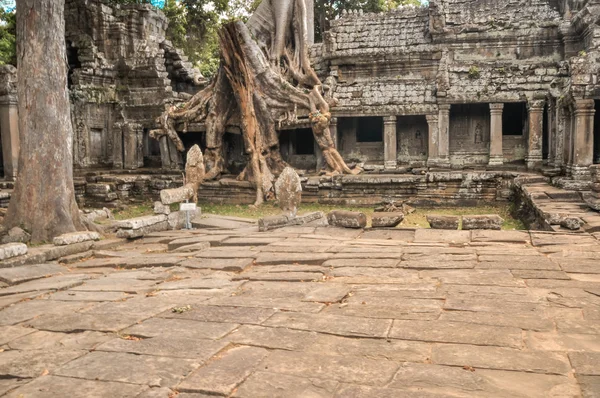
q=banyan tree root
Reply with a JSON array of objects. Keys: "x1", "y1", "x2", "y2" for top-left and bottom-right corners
[{"x1": 151, "y1": 0, "x2": 360, "y2": 205}]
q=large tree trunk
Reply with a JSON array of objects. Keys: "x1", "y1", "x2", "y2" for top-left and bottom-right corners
[
  {"x1": 151, "y1": 0, "x2": 360, "y2": 206},
  {"x1": 4, "y1": 0, "x2": 83, "y2": 243}
]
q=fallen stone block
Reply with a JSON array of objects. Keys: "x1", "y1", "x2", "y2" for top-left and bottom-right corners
[
  {"x1": 1, "y1": 227, "x2": 31, "y2": 244},
  {"x1": 116, "y1": 221, "x2": 169, "y2": 239},
  {"x1": 462, "y1": 215, "x2": 504, "y2": 231},
  {"x1": 153, "y1": 201, "x2": 171, "y2": 215},
  {"x1": 45, "y1": 241, "x2": 95, "y2": 261},
  {"x1": 259, "y1": 215, "x2": 290, "y2": 232},
  {"x1": 167, "y1": 209, "x2": 200, "y2": 230},
  {"x1": 560, "y1": 216, "x2": 584, "y2": 231},
  {"x1": 160, "y1": 185, "x2": 195, "y2": 205},
  {"x1": 53, "y1": 231, "x2": 100, "y2": 246},
  {"x1": 117, "y1": 215, "x2": 167, "y2": 230},
  {"x1": 327, "y1": 210, "x2": 367, "y2": 229},
  {"x1": 372, "y1": 212, "x2": 404, "y2": 228},
  {"x1": 0, "y1": 242, "x2": 28, "y2": 261},
  {"x1": 427, "y1": 215, "x2": 459, "y2": 230}
]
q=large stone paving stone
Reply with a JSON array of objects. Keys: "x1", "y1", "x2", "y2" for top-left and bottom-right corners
[
  {"x1": 444, "y1": 298, "x2": 543, "y2": 314},
  {"x1": 323, "y1": 302, "x2": 440, "y2": 321},
  {"x1": 234, "y1": 271, "x2": 325, "y2": 282},
  {"x1": 260, "y1": 351, "x2": 399, "y2": 386},
  {"x1": 123, "y1": 318, "x2": 237, "y2": 340},
  {"x1": 259, "y1": 244, "x2": 334, "y2": 253},
  {"x1": 233, "y1": 371, "x2": 338, "y2": 398},
  {"x1": 0, "y1": 300, "x2": 92, "y2": 326},
  {"x1": 432, "y1": 344, "x2": 572, "y2": 375},
  {"x1": 557, "y1": 319, "x2": 600, "y2": 335},
  {"x1": 389, "y1": 320, "x2": 523, "y2": 348},
  {"x1": 577, "y1": 375, "x2": 600, "y2": 398},
  {"x1": 208, "y1": 295, "x2": 324, "y2": 313},
  {"x1": 400, "y1": 259, "x2": 476, "y2": 270},
  {"x1": 0, "y1": 379, "x2": 27, "y2": 396},
  {"x1": 263, "y1": 312, "x2": 391, "y2": 338},
  {"x1": 0, "y1": 263, "x2": 68, "y2": 285},
  {"x1": 421, "y1": 269, "x2": 525, "y2": 287},
  {"x1": 414, "y1": 229, "x2": 471, "y2": 244},
  {"x1": 179, "y1": 257, "x2": 254, "y2": 272},
  {"x1": 531, "y1": 233, "x2": 598, "y2": 247},
  {"x1": 4, "y1": 376, "x2": 146, "y2": 398},
  {"x1": 97, "y1": 336, "x2": 228, "y2": 360},
  {"x1": 306, "y1": 333, "x2": 430, "y2": 363},
  {"x1": 120, "y1": 255, "x2": 186, "y2": 269},
  {"x1": 8, "y1": 330, "x2": 112, "y2": 350},
  {"x1": 195, "y1": 248, "x2": 258, "y2": 259},
  {"x1": 570, "y1": 352, "x2": 600, "y2": 376},
  {"x1": 254, "y1": 252, "x2": 332, "y2": 265},
  {"x1": 323, "y1": 259, "x2": 400, "y2": 268},
  {"x1": 0, "y1": 274, "x2": 89, "y2": 297},
  {"x1": 69, "y1": 277, "x2": 161, "y2": 293},
  {"x1": 471, "y1": 230, "x2": 531, "y2": 244},
  {"x1": 345, "y1": 294, "x2": 443, "y2": 310},
  {"x1": 44, "y1": 290, "x2": 133, "y2": 302},
  {"x1": 359, "y1": 229, "x2": 415, "y2": 241},
  {"x1": 178, "y1": 346, "x2": 268, "y2": 396},
  {"x1": 477, "y1": 256, "x2": 560, "y2": 271},
  {"x1": 225, "y1": 325, "x2": 318, "y2": 350},
  {"x1": 55, "y1": 351, "x2": 199, "y2": 387},
  {"x1": 403, "y1": 253, "x2": 477, "y2": 262},
  {"x1": 158, "y1": 277, "x2": 242, "y2": 291},
  {"x1": 220, "y1": 237, "x2": 283, "y2": 246},
  {"x1": 525, "y1": 331, "x2": 600, "y2": 352},
  {"x1": 0, "y1": 349, "x2": 86, "y2": 378},
  {"x1": 29, "y1": 312, "x2": 143, "y2": 333},
  {"x1": 557, "y1": 258, "x2": 600, "y2": 274},
  {"x1": 387, "y1": 363, "x2": 579, "y2": 398},
  {"x1": 333, "y1": 384, "x2": 449, "y2": 398},
  {"x1": 439, "y1": 310, "x2": 554, "y2": 332},
  {"x1": 302, "y1": 284, "x2": 350, "y2": 303},
  {"x1": 82, "y1": 296, "x2": 185, "y2": 318},
  {"x1": 158, "y1": 305, "x2": 275, "y2": 324},
  {"x1": 512, "y1": 270, "x2": 571, "y2": 280},
  {"x1": 0, "y1": 325, "x2": 36, "y2": 345}
]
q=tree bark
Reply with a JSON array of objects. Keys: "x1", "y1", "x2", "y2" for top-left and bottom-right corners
[{"x1": 3, "y1": 0, "x2": 83, "y2": 243}]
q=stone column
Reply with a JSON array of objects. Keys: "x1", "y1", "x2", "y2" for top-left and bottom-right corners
[
  {"x1": 488, "y1": 103, "x2": 504, "y2": 166},
  {"x1": 0, "y1": 95, "x2": 19, "y2": 181},
  {"x1": 437, "y1": 104, "x2": 451, "y2": 167},
  {"x1": 329, "y1": 117, "x2": 338, "y2": 149},
  {"x1": 547, "y1": 101, "x2": 557, "y2": 167},
  {"x1": 572, "y1": 99, "x2": 596, "y2": 180},
  {"x1": 526, "y1": 99, "x2": 545, "y2": 170},
  {"x1": 426, "y1": 114, "x2": 439, "y2": 166},
  {"x1": 384, "y1": 115, "x2": 397, "y2": 169}
]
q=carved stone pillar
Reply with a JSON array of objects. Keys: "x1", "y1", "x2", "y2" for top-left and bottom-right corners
[
  {"x1": 572, "y1": 99, "x2": 596, "y2": 180},
  {"x1": 547, "y1": 100, "x2": 557, "y2": 167},
  {"x1": 488, "y1": 103, "x2": 504, "y2": 166},
  {"x1": 437, "y1": 104, "x2": 451, "y2": 167},
  {"x1": 526, "y1": 99, "x2": 545, "y2": 170},
  {"x1": 563, "y1": 107, "x2": 574, "y2": 173},
  {"x1": 426, "y1": 114, "x2": 439, "y2": 166},
  {"x1": 329, "y1": 117, "x2": 338, "y2": 149},
  {"x1": 384, "y1": 115, "x2": 397, "y2": 169},
  {"x1": 0, "y1": 95, "x2": 19, "y2": 181}
]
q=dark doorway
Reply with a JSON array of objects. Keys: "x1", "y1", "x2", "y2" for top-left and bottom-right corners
[
  {"x1": 279, "y1": 128, "x2": 317, "y2": 170},
  {"x1": 503, "y1": 103, "x2": 527, "y2": 136},
  {"x1": 356, "y1": 117, "x2": 383, "y2": 143},
  {"x1": 143, "y1": 128, "x2": 162, "y2": 168},
  {"x1": 66, "y1": 41, "x2": 81, "y2": 89},
  {"x1": 543, "y1": 103, "x2": 549, "y2": 161}
]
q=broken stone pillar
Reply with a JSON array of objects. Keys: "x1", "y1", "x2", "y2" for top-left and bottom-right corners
[
  {"x1": 185, "y1": 144, "x2": 205, "y2": 202},
  {"x1": 275, "y1": 167, "x2": 302, "y2": 217},
  {"x1": 488, "y1": 103, "x2": 504, "y2": 167},
  {"x1": 0, "y1": 65, "x2": 19, "y2": 181},
  {"x1": 306, "y1": 0, "x2": 315, "y2": 45},
  {"x1": 571, "y1": 99, "x2": 595, "y2": 180},
  {"x1": 526, "y1": 99, "x2": 545, "y2": 170},
  {"x1": 426, "y1": 114, "x2": 439, "y2": 166},
  {"x1": 437, "y1": 104, "x2": 451, "y2": 168},
  {"x1": 384, "y1": 115, "x2": 397, "y2": 169}
]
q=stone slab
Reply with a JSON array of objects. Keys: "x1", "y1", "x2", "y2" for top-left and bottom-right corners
[
  {"x1": 0, "y1": 263, "x2": 67, "y2": 285},
  {"x1": 0, "y1": 349, "x2": 85, "y2": 378},
  {"x1": 0, "y1": 274, "x2": 89, "y2": 297},
  {"x1": 117, "y1": 214, "x2": 168, "y2": 230},
  {"x1": 122, "y1": 317, "x2": 237, "y2": 340},
  {"x1": 263, "y1": 312, "x2": 391, "y2": 338},
  {"x1": 0, "y1": 299, "x2": 91, "y2": 326},
  {"x1": 159, "y1": 305, "x2": 275, "y2": 324},
  {"x1": 302, "y1": 284, "x2": 351, "y2": 303},
  {"x1": 8, "y1": 330, "x2": 112, "y2": 351},
  {"x1": 178, "y1": 346, "x2": 268, "y2": 395},
  {"x1": 414, "y1": 229, "x2": 471, "y2": 243},
  {"x1": 4, "y1": 376, "x2": 145, "y2": 398},
  {"x1": 260, "y1": 351, "x2": 399, "y2": 386},
  {"x1": 180, "y1": 258, "x2": 254, "y2": 272},
  {"x1": 462, "y1": 214, "x2": 503, "y2": 230},
  {"x1": 471, "y1": 230, "x2": 530, "y2": 243},
  {"x1": 53, "y1": 231, "x2": 100, "y2": 246},
  {"x1": 97, "y1": 336, "x2": 228, "y2": 360},
  {"x1": 389, "y1": 320, "x2": 523, "y2": 348},
  {"x1": 225, "y1": 325, "x2": 318, "y2": 351},
  {"x1": 55, "y1": 351, "x2": 198, "y2": 387},
  {"x1": 570, "y1": 352, "x2": 600, "y2": 376},
  {"x1": 29, "y1": 312, "x2": 143, "y2": 333},
  {"x1": 0, "y1": 242, "x2": 27, "y2": 260},
  {"x1": 254, "y1": 253, "x2": 331, "y2": 265},
  {"x1": 432, "y1": 344, "x2": 571, "y2": 375},
  {"x1": 234, "y1": 371, "x2": 338, "y2": 398},
  {"x1": 117, "y1": 221, "x2": 169, "y2": 239},
  {"x1": 0, "y1": 325, "x2": 36, "y2": 345}
]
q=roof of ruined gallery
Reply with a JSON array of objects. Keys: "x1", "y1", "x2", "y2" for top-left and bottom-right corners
[{"x1": 324, "y1": 0, "x2": 563, "y2": 60}]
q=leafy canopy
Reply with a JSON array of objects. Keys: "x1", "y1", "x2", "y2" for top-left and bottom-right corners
[{"x1": 0, "y1": 7, "x2": 16, "y2": 66}]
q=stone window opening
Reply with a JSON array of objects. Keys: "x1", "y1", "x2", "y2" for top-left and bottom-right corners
[
  {"x1": 356, "y1": 117, "x2": 383, "y2": 143},
  {"x1": 502, "y1": 103, "x2": 527, "y2": 136},
  {"x1": 293, "y1": 128, "x2": 316, "y2": 155},
  {"x1": 66, "y1": 41, "x2": 81, "y2": 89}
]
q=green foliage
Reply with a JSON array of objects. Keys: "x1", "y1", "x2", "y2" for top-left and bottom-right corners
[
  {"x1": 468, "y1": 66, "x2": 481, "y2": 79},
  {"x1": 0, "y1": 7, "x2": 16, "y2": 66}
]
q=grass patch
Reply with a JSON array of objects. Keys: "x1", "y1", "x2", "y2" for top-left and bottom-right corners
[{"x1": 112, "y1": 204, "x2": 154, "y2": 220}]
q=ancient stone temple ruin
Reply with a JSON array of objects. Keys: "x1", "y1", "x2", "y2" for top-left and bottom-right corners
[{"x1": 2, "y1": 0, "x2": 600, "y2": 204}]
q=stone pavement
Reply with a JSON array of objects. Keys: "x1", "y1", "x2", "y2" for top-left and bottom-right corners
[{"x1": 1, "y1": 223, "x2": 600, "y2": 397}]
